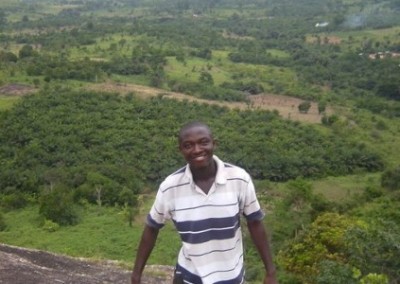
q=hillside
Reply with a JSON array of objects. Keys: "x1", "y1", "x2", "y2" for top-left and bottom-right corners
[{"x1": 1, "y1": 0, "x2": 400, "y2": 283}]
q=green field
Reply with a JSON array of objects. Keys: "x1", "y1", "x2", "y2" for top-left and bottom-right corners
[
  {"x1": 0, "y1": 204, "x2": 180, "y2": 266},
  {"x1": 0, "y1": 96, "x2": 21, "y2": 110}
]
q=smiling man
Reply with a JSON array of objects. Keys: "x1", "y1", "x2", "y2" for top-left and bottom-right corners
[{"x1": 131, "y1": 121, "x2": 277, "y2": 284}]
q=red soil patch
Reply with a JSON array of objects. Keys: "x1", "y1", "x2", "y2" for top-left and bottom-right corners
[
  {"x1": 0, "y1": 84, "x2": 36, "y2": 96},
  {"x1": 307, "y1": 35, "x2": 342, "y2": 45}
]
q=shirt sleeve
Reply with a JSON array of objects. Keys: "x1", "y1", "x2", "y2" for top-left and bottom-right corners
[
  {"x1": 146, "y1": 187, "x2": 172, "y2": 229},
  {"x1": 241, "y1": 178, "x2": 265, "y2": 221}
]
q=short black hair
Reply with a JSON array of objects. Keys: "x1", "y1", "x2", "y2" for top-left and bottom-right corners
[{"x1": 178, "y1": 121, "x2": 213, "y2": 143}]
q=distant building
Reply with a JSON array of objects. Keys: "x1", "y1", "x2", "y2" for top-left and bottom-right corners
[{"x1": 315, "y1": 22, "x2": 329, "y2": 28}]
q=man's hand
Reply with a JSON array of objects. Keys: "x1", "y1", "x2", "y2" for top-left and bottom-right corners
[
  {"x1": 131, "y1": 272, "x2": 141, "y2": 284},
  {"x1": 264, "y1": 271, "x2": 278, "y2": 284},
  {"x1": 131, "y1": 225, "x2": 160, "y2": 284}
]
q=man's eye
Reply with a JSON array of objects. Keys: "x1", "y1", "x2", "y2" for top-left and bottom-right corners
[{"x1": 184, "y1": 144, "x2": 192, "y2": 149}]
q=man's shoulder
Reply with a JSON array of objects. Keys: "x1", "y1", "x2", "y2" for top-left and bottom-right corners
[
  {"x1": 158, "y1": 165, "x2": 189, "y2": 192},
  {"x1": 218, "y1": 158, "x2": 251, "y2": 181}
]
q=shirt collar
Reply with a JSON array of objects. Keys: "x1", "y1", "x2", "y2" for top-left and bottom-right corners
[{"x1": 184, "y1": 155, "x2": 227, "y2": 185}]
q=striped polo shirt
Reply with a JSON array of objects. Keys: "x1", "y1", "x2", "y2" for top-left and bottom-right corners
[{"x1": 147, "y1": 155, "x2": 265, "y2": 284}]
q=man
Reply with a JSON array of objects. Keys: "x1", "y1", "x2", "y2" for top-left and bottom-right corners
[{"x1": 131, "y1": 121, "x2": 277, "y2": 284}]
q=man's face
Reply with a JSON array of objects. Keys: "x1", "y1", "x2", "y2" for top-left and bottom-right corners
[{"x1": 179, "y1": 125, "x2": 215, "y2": 170}]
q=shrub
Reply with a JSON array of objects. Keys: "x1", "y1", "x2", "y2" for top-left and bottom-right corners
[
  {"x1": 0, "y1": 212, "x2": 7, "y2": 231},
  {"x1": 381, "y1": 166, "x2": 400, "y2": 191},
  {"x1": 360, "y1": 273, "x2": 389, "y2": 284},
  {"x1": 298, "y1": 101, "x2": 311, "y2": 113},
  {"x1": 39, "y1": 186, "x2": 80, "y2": 226},
  {"x1": 0, "y1": 192, "x2": 31, "y2": 210},
  {"x1": 42, "y1": 219, "x2": 60, "y2": 232}
]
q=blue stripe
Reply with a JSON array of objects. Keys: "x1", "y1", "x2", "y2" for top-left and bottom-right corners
[
  {"x1": 178, "y1": 219, "x2": 240, "y2": 244},
  {"x1": 146, "y1": 214, "x2": 165, "y2": 229},
  {"x1": 224, "y1": 163, "x2": 234, "y2": 168},
  {"x1": 175, "y1": 213, "x2": 240, "y2": 232},
  {"x1": 176, "y1": 263, "x2": 202, "y2": 284},
  {"x1": 161, "y1": 181, "x2": 190, "y2": 193},
  {"x1": 244, "y1": 209, "x2": 264, "y2": 221}
]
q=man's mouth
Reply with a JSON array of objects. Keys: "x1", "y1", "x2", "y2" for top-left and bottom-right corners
[{"x1": 192, "y1": 155, "x2": 207, "y2": 162}]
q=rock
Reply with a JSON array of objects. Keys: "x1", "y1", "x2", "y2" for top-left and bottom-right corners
[{"x1": 0, "y1": 244, "x2": 173, "y2": 284}]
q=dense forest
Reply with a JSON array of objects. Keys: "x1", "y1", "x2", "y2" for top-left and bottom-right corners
[{"x1": 1, "y1": 0, "x2": 400, "y2": 283}]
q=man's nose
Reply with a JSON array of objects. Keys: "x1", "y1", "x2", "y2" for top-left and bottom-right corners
[{"x1": 193, "y1": 143, "x2": 202, "y2": 153}]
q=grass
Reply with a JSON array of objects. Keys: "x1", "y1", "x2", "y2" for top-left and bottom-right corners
[
  {"x1": 266, "y1": 49, "x2": 291, "y2": 58},
  {"x1": 312, "y1": 173, "x2": 380, "y2": 201},
  {"x1": 165, "y1": 56, "x2": 232, "y2": 85},
  {"x1": 0, "y1": 204, "x2": 180, "y2": 266},
  {"x1": 0, "y1": 96, "x2": 21, "y2": 111}
]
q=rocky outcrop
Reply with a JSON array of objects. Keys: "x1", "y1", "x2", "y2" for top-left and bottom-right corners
[{"x1": 0, "y1": 244, "x2": 173, "y2": 284}]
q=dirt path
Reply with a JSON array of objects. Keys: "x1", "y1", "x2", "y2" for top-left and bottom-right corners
[
  {"x1": 0, "y1": 243, "x2": 172, "y2": 284},
  {"x1": 0, "y1": 84, "x2": 36, "y2": 96},
  {"x1": 87, "y1": 82, "x2": 328, "y2": 124}
]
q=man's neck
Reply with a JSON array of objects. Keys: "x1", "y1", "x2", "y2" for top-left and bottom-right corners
[{"x1": 191, "y1": 160, "x2": 217, "y2": 182}]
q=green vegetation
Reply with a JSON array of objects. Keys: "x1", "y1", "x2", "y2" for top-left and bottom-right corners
[
  {"x1": 0, "y1": 96, "x2": 20, "y2": 110},
  {"x1": 1, "y1": 0, "x2": 400, "y2": 283},
  {"x1": 0, "y1": 204, "x2": 180, "y2": 264}
]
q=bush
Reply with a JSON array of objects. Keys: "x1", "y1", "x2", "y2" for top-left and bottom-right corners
[
  {"x1": 321, "y1": 114, "x2": 339, "y2": 125},
  {"x1": 316, "y1": 260, "x2": 358, "y2": 284},
  {"x1": 42, "y1": 219, "x2": 60, "y2": 232},
  {"x1": 0, "y1": 192, "x2": 31, "y2": 210},
  {"x1": 381, "y1": 166, "x2": 400, "y2": 191},
  {"x1": 298, "y1": 101, "x2": 311, "y2": 113},
  {"x1": 39, "y1": 186, "x2": 80, "y2": 226},
  {"x1": 360, "y1": 273, "x2": 389, "y2": 284},
  {"x1": 0, "y1": 212, "x2": 7, "y2": 231}
]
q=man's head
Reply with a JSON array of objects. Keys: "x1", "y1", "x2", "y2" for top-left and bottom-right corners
[{"x1": 178, "y1": 121, "x2": 216, "y2": 171}]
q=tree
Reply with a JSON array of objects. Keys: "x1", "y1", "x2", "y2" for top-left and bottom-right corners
[
  {"x1": 199, "y1": 71, "x2": 214, "y2": 85},
  {"x1": 321, "y1": 114, "x2": 339, "y2": 125},
  {"x1": 39, "y1": 185, "x2": 79, "y2": 226},
  {"x1": 277, "y1": 212, "x2": 363, "y2": 283},
  {"x1": 0, "y1": 9, "x2": 7, "y2": 29},
  {"x1": 381, "y1": 165, "x2": 400, "y2": 190},
  {"x1": 18, "y1": 45, "x2": 37, "y2": 59},
  {"x1": 285, "y1": 178, "x2": 313, "y2": 212},
  {"x1": 345, "y1": 220, "x2": 400, "y2": 282},
  {"x1": 0, "y1": 212, "x2": 6, "y2": 231},
  {"x1": 0, "y1": 51, "x2": 18, "y2": 62},
  {"x1": 298, "y1": 101, "x2": 311, "y2": 113},
  {"x1": 318, "y1": 101, "x2": 327, "y2": 114}
]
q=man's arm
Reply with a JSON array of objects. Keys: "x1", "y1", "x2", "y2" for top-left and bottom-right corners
[
  {"x1": 131, "y1": 224, "x2": 160, "y2": 284},
  {"x1": 247, "y1": 219, "x2": 278, "y2": 284}
]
